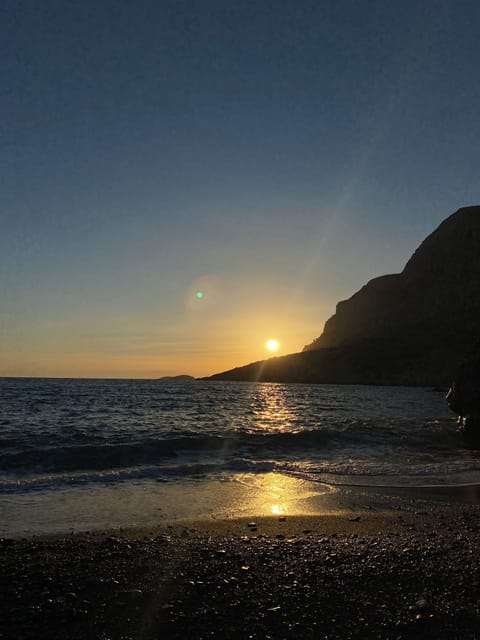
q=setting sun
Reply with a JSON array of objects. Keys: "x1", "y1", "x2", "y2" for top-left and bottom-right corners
[{"x1": 265, "y1": 339, "x2": 280, "y2": 352}]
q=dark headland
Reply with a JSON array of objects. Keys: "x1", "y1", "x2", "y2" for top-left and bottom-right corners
[
  {"x1": 204, "y1": 206, "x2": 480, "y2": 386},
  {"x1": 155, "y1": 375, "x2": 195, "y2": 382}
]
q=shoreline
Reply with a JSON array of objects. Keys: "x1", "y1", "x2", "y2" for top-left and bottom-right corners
[
  {"x1": 22, "y1": 480, "x2": 480, "y2": 542},
  {"x1": 24, "y1": 480, "x2": 480, "y2": 541},
  {"x1": 29, "y1": 504, "x2": 479, "y2": 542},
  {"x1": 5, "y1": 474, "x2": 480, "y2": 540}
]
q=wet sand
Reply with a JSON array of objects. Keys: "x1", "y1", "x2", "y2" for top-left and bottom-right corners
[{"x1": 3, "y1": 488, "x2": 480, "y2": 639}]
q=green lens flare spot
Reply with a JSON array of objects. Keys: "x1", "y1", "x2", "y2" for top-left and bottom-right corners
[{"x1": 196, "y1": 291, "x2": 204, "y2": 299}]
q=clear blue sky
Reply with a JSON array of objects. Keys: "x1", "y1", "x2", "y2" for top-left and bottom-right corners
[{"x1": 1, "y1": 0, "x2": 479, "y2": 377}]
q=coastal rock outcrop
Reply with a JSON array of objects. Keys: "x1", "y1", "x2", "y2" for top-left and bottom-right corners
[
  {"x1": 206, "y1": 206, "x2": 480, "y2": 386},
  {"x1": 304, "y1": 205, "x2": 480, "y2": 355}
]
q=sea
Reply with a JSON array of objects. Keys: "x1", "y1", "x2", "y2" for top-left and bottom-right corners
[{"x1": 1, "y1": 377, "x2": 480, "y2": 536}]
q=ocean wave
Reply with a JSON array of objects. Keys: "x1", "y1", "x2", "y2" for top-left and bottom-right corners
[
  {"x1": 0, "y1": 416, "x2": 462, "y2": 477},
  {"x1": 3, "y1": 455, "x2": 480, "y2": 495},
  {"x1": 0, "y1": 457, "x2": 280, "y2": 494},
  {"x1": 0, "y1": 430, "x2": 335, "y2": 473},
  {"x1": 1, "y1": 378, "x2": 473, "y2": 496}
]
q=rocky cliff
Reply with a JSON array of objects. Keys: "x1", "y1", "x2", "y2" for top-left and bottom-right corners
[
  {"x1": 304, "y1": 205, "x2": 480, "y2": 355},
  {"x1": 206, "y1": 206, "x2": 480, "y2": 386}
]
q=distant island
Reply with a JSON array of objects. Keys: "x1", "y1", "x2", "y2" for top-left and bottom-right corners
[
  {"x1": 155, "y1": 375, "x2": 196, "y2": 382},
  {"x1": 204, "y1": 205, "x2": 480, "y2": 386}
]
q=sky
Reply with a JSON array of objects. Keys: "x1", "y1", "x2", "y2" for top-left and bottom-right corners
[{"x1": 1, "y1": 0, "x2": 480, "y2": 379}]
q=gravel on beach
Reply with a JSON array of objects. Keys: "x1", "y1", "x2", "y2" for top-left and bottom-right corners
[{"x1": 3, "y1": 508, "x2": 480, "y2": 640}]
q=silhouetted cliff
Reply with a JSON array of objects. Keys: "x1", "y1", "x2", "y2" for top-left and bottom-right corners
[
  {"x1": 206, "y1": 206, "x2": 480, "y2": 386},
  {"x1": 305, "y1": 205, "x2": 480, "y2": 354}
]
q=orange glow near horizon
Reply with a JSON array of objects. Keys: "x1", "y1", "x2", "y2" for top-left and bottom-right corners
[{"x1": 0, "y1": 299, "x2": 327, "y2": 379}]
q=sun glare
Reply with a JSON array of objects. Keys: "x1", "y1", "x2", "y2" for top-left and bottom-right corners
[{"x1": 265, "y1": 339, "x2": 280, "y2": 352}]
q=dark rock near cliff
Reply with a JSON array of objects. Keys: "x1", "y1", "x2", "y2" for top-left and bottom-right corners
[{"x1": 206, "y1": 206, "x2": 480, "y2": 386}]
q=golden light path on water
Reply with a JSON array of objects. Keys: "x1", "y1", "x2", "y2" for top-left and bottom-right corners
[
  {"x1": 229, "y1": 473, "x2": 337, "y2": 517},
  {"x1": 211, "y1": 383, "x2": 338, "y2": 519},
  {"x1": 247, "y1": 382, "x2": 298, "y2": 432}
]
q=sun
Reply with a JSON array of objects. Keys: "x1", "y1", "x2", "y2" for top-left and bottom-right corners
[{"x1": 265, "y1": 339, "x2": 280, "y2": 352}]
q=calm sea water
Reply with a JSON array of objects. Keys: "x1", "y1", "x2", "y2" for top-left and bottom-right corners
[{"x1": 1, "y1": 378, "x2": 480, "y2": 535}]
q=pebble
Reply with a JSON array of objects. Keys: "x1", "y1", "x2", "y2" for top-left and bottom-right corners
[
  {"x1": 414, "y1": 597, "x2": 430, "y2": 611},
  {"x1": 4, "y1": 505, "x2": 480, "y2": 640}
]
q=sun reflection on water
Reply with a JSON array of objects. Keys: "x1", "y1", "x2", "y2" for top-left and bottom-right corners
[
  {"x1": 232, "y1": 472, "x2": 335, "y2": 517},
  {"x1": 249, "y1": 384, "x2": 297, "y2": 432}
]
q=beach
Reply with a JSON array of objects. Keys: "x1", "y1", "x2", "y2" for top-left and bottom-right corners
[
  {"x1": 4, "y1": 1, "x2": 480, "y2": 636},
  {"x1": 4, "y1": 487, "x2": 480, "y2": 639},
  {"x1": 3, "y1": 379, "x2": 480, "y2": 637}
]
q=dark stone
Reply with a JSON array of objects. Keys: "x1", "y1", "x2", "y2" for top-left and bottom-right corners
[{"x1": 447, "y1": 341, "x2": 480, "y2": 447}]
